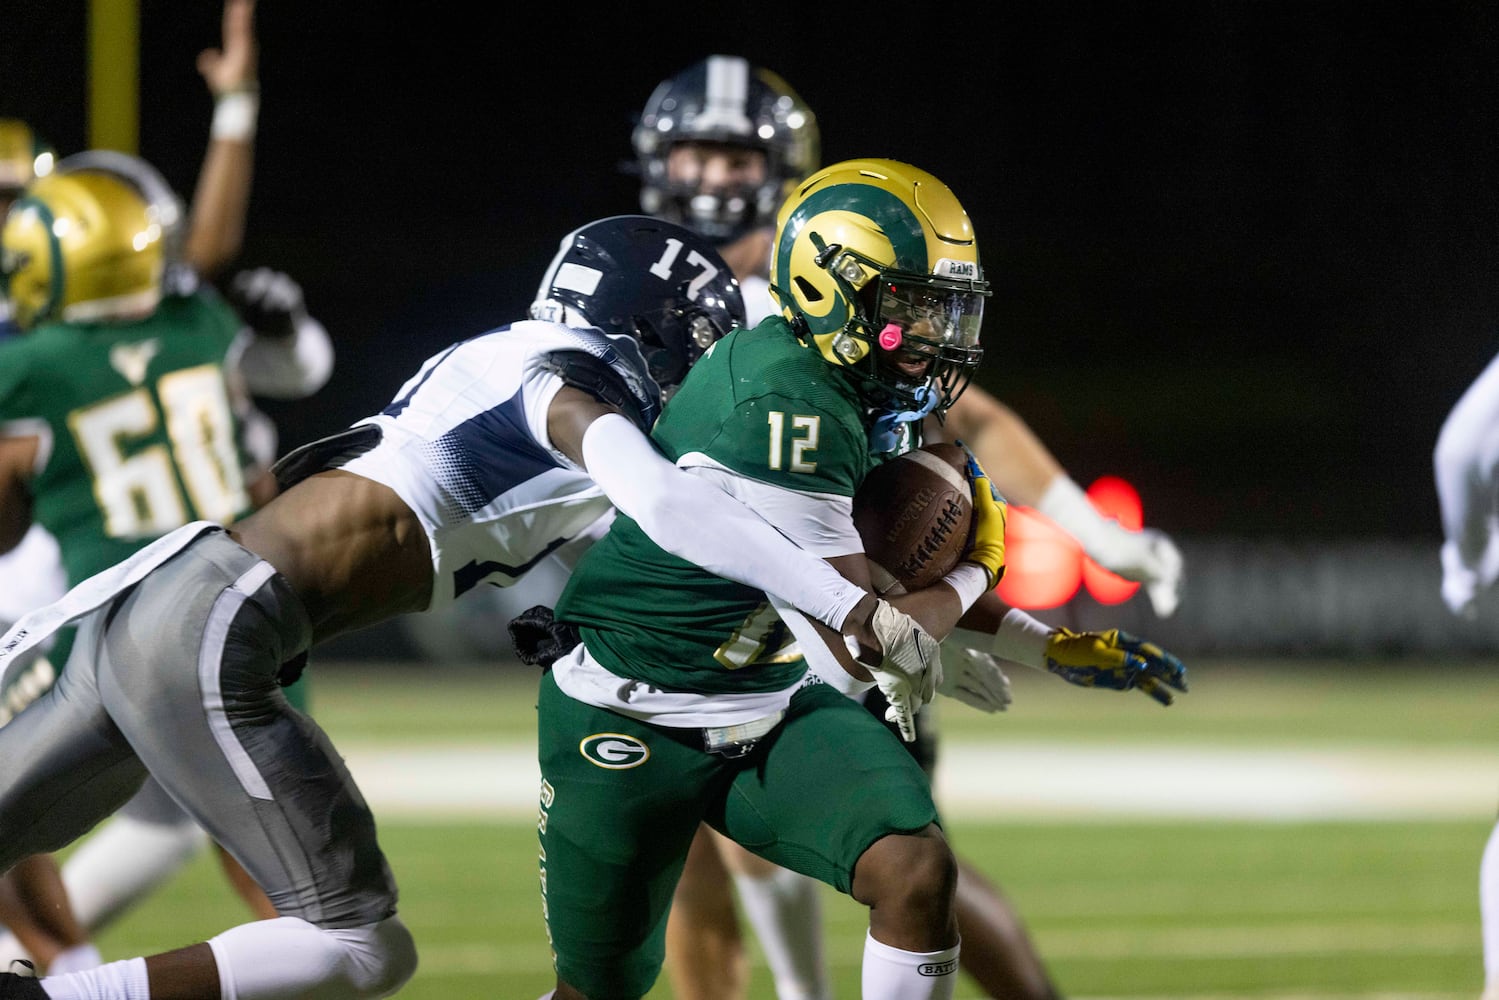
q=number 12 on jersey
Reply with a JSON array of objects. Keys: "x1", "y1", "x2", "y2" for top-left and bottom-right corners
[{"x1": 766, "y1": 411, "x2": 819, "y2": 473}]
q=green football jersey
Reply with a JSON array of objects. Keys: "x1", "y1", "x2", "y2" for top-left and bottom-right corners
[
  {"x1": 0, "y1": 291, "x2": 253, "y2": 589},
  {"x1": 556, "y1": 316, "x2": 879, "y2": 695}
]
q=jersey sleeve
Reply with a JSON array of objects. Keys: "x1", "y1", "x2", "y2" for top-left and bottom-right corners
[
  {"x1": 653, "y1": 321, "x2": 875, "y2": 500},
  {"x1": 676, "y1": 389, "x2": 869, "y2": 499}
]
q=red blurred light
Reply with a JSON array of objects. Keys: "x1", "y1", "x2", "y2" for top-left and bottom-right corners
[
  {"x1": 1081, "y1": 476, "x2": 1143, "y2": 605},
  {"x1": 996, "y1": 505, "x2": 1083, "y2": 609}
]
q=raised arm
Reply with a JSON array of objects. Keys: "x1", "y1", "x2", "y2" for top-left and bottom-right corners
[{"x1": 182, "y1": 0, "x2": 259, "y2": 278}]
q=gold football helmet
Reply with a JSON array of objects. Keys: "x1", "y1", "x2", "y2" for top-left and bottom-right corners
[
  {"x1": 1, "y1": 170, "x2": 165, "y2": 329},
  {"x1": 0, "y1": 119, "x2": 55, "y2": 196},
  {"x1": 769, "y1": 158, "x2": 988, "y2": 414},
  {"x1": 57, "y1": 149, "x2": 186, "y2": 262}
]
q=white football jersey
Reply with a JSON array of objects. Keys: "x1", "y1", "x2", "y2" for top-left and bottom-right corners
[{"x1": 310, "y1": 320, "x2": 660, "y2": 611}]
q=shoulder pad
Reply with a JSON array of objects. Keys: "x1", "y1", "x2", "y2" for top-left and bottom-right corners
[
  {"x1": 538, "y1": 349, "x2": 659, "y2": 433},
  {"x1": 271, "y1": 424, "x2": 382, "y2": 492}
]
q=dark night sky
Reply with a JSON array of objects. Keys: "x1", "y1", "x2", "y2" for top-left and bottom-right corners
[{"x1": 4, "y1": 2, "x2": 1499, "y2": 540}]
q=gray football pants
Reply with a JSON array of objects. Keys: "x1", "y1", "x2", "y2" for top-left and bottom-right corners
[{"x1": 0, "y1": 530, "x2": 399, "y2": 928}]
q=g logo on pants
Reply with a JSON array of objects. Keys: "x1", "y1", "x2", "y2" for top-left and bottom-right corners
[{"x1": 579, "y1": 733, "x2": 651, "y2": 770}]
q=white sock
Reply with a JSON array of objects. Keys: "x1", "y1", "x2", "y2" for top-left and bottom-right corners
[
  {"x1": 62, "y1": 816, "x2": 208, "y2": 933},
  {"x1": 0, "y1": 930, "x2": 33, "y2": 966},
  {"x1": 43, "y1": 944, "x2": 102, "y2": 976},
  {"x1": 1482, "y1": 820, "x2": 1499, "y2": 994},
  {"x1": 733, "y1": 868, "x2": 830, "y2": 1000},
  {"x1": 29, "y1": 956, "x2": 149, "y2": 1000},
  {"x1": 0, "y1": 922, "x2": 106, "y2": 972},
  {"x1": 861, "y1": 931, "x2": 959, "y2": 1000}
]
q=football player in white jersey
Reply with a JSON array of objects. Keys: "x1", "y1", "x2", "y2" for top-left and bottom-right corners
[
  {"x1": 0, "y1": 214, "x2": 940, "y2": 1000},
  {"x1": 630, "y1": 55, "x2": 1188, "y2": 1000},
  {"x1": 1432, "y1": 351, "x2": 1499, "y2": 1000}
]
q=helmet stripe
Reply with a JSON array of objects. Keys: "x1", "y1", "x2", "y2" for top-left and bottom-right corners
[
  {"x1": 13, "y1": 194, "x2": 64, "y2": 326},
  {"x1": 789, "y1": 183, "x2": 927, "y2": 273}
]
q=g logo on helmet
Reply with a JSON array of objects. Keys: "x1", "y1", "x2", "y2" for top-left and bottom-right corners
[{"x1": 579, "y1": 733, "x2": 651, "y2": 770}]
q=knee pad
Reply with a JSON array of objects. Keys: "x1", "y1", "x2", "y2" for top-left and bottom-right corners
[
  {"x1": 325, "y1": 915, "x2": 419, "y2": 999},
  {"x1": 209, "y1": 914, "x2": 418, "y2": 999}
]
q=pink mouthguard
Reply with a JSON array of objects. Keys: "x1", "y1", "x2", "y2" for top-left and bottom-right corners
[{"x1": 878, "y1": 323, "x2": 903, "y2": 350}]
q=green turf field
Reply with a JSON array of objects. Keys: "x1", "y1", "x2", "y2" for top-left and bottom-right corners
[{"x1": 80, "y1": 657, "x2": 1499, "y2": 998}]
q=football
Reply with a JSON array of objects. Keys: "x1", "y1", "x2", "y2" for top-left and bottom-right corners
[{"x1": 853, "y1": 442, "x2": 973, "y2": 594}]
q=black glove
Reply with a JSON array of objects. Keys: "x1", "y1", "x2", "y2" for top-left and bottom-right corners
[
  {"x1": 228, "y1": 266, "x2": 307, "y2": 339},
  {"x1": 508, "y1": 605, "x2": 582, "y2": 671}
]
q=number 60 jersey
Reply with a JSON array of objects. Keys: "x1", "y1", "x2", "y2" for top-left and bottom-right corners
[{"x1": 0, "y1": 289, "x2": 254, "y2": 589}]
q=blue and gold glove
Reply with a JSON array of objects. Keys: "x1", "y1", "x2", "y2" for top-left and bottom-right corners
[
  {"x1": 958, "y1": 443, "x2": 1008, "y2": 589},
  {"x1": 1042, "y1": 628, "x2": 1188, "y2": 706}
]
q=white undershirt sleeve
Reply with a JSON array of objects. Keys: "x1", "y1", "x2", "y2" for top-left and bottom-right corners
[{"x1": 580, "y1": 413, "x2": 867, "y2": 631}]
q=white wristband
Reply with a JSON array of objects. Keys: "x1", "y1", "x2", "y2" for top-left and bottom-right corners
[
  {"x1": 211, "y1": 90, "x2": 260, "y2": 141},
  {"x1": 941, "y1": 562, "x2": 991, "y2": 613},
  {"x1": 989, "y1": 608, "x2": 1054, "y2": 670}
]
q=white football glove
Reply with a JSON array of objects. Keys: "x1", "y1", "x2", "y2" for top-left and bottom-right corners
[
  {"x1": 1135, "y1": 528, "x2": 1184, "y2": 619},
  {"x1": 862, "y1": 600, "x2": 942, "y2": 742},
  {"x1": 937, "y1": 640, "x2": 1013, "y2": 713},
  {"x1": 1438, "y1": 536, "x2": 1499, "y2": 621}
]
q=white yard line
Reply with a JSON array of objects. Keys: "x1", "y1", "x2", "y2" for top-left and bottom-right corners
[
  {"x1": 931, "y1": 741, "x2": 1499, "y2": 821},
  {"x1": 336, "y1": 741, "x2": 1499, "y2": 821}
]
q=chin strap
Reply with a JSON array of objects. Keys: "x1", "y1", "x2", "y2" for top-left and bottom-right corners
[{"x1": 867, "y1": 386, "x2": 939, "y2": 454}]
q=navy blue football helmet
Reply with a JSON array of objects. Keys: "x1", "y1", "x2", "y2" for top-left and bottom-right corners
[
  {"x1": 632, "y1": 55, "x2": 819, "y2": 244},
  {"x1": 530, "y1": 215, "x2": 746, "y2": 394}
]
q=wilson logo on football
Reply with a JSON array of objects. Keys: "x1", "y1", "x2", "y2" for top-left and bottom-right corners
[{"x1": 579, "y1": 733, "x2": 651, "y2": 770}]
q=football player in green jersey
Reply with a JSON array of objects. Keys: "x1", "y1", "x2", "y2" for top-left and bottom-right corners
[
  {"x1": 629, "y1": 58, "x2": 1190, "y2": 1000},
  {"x1": 538, "y1": 157, "x2": 1187, "y2": 1000},
  {"x1": 536, "y1": 159, "x2": 1001, "y2": 1000},
  {"x1": 626, "y1": 58, "x2": 1187, "y2": 1000}
]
